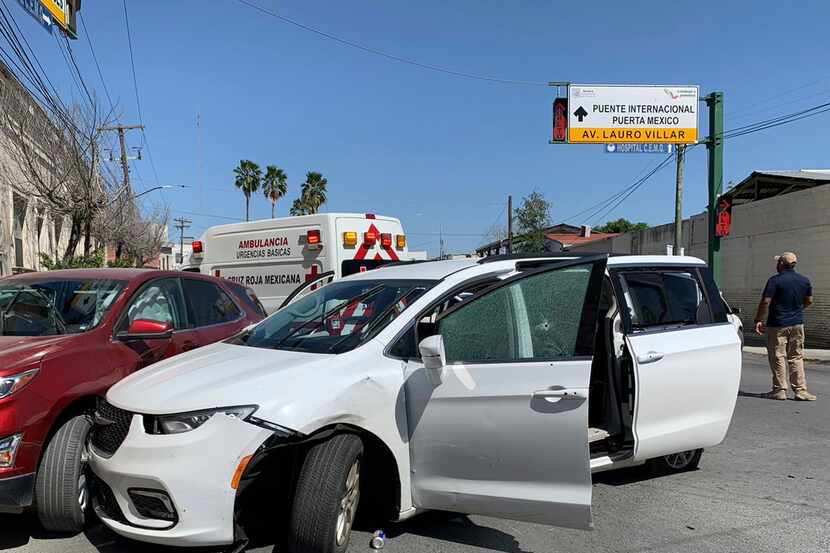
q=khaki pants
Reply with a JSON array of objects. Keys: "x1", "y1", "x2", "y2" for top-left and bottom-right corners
[{"x1": 766, "y1": 324, "x2": 807, "y2": 392}]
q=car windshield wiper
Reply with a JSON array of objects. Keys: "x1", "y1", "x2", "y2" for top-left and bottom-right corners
[{"x1": 270, "y1": 285, "x2": 386, "y2": 349}]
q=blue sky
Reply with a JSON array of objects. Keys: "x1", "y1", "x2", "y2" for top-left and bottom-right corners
[{"x1": 9, "y1": 0, "x2": 830, "y2": 254}]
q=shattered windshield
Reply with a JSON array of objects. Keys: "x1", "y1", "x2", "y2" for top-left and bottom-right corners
[
  {"x1": 233, "y1": 279, "x2": 434, "y2": 354},
  {"x1": 0, "y1": 279, "x2": 126, "y2": 336}
]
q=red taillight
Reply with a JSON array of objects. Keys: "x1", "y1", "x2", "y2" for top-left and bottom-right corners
[
  {"x1": 192, "y1": 240, "x2": 203, "y2": 254},
  {"x1": 365, "y1": 213, "x2": 376, "y2": 219},
  {"x1": 380, "y1": 233, "x2": 392, "y2": 247},
  {"x1": 364, "y1": 230, "x2": 378, "y2": 245},
  {"x1": 307, "y1": 229, "x2": 321, "y2": 245}
]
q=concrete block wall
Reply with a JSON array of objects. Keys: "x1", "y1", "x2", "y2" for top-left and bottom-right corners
[{"x1": 721, "y1": 185, "x2": 830, "y2": 348}]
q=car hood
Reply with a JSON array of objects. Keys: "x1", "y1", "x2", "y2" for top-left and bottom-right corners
[
  {"x1": 107, "y1": 341, "x2": 335, "y2": 415},
  {"x1": 0, "y1": 335, "x2": 78, "y2": 376}
]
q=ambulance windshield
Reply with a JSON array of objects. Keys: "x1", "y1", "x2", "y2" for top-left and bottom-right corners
[{"x1": 233, "y1": 279, "x2": 435, "y2": 354}]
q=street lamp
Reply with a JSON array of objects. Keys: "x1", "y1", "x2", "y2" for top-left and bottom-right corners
[{"x1": 132, "y1": 184, "x2": 188, "y2": 199}]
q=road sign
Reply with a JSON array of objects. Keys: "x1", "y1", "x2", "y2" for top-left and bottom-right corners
[
  {"x1": 15, "y1": 0, "x2": 53, "y2": 33},
  {"x1": 568, "y1": 84, "x2": 699, "y2": 144},
  {"x1": 605, "y1": 143, "x2": 672, "y2": 154}
]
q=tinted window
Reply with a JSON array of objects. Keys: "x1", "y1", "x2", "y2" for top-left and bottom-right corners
[
  {"x1": 623, "y1": 271, "x2": 711, "y2": 328},
  {"x1": 226, "y1": 281, "x2": 267, "y2": 317},
  {"x1": 439, "y1": 264, "x2": 595, "y2": 363},
  {"x1": 121, "y1": 278, "x2": 185, "y2": 331},
  {"x1": 182, "y1": 279, "x2": 242, "y2": 327}
]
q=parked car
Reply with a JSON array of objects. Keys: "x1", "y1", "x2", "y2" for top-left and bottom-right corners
[
  {"x1": 0, "y1": 268, "x2": 265, "y2": 530},
  {"x1": 88, "y1": 255, "x2": 741, "y2": 552}
]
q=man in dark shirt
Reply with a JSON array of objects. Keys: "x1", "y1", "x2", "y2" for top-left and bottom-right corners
[{"x1": 754, "y1": 252, "x2": 816, "y2": 401}]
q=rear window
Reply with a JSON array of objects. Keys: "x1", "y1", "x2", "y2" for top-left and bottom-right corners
[
  {"x1": 226, "y1": 281, "x2": 267, "y2": 317},
  {"x1": 181, "y1": 279, "x2": 243, "y2": 327},
  {"x1": 622, "y1": 270, "x2": 712, "y2": 329},
  {"x1": 341, "y1": 259, "x2": 396, "y2": 277}
]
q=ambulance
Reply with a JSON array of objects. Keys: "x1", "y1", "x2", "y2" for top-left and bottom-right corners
[{"x1": 185, "y1": 213, "x2": 409, "y2": 313}]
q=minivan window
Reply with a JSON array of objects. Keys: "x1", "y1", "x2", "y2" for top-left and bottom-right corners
[
  {"x1": 623, "y1": 271, "x2": 712, "y2": 328},
  {"x1": 439, "y1": 265, "x2": 594, "y2": 363},
  {"x1": 236, "y1": 279, "x2": 434, "y2": 354},
  {"x1": 181, "y1": 279, "x2": 242, "y2": 327}
]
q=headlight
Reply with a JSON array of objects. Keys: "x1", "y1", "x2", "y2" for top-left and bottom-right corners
[
  {"x1": 0, "y1": 369, "x2": 39, "y2": 400},
  {"x1": 151, "y1": 405, "x2": 258, "y2": 435}
]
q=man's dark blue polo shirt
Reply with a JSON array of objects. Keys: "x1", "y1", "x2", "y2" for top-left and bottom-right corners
[{"x1": 763, "y1": 269, "x2": 812, "y2": 327}]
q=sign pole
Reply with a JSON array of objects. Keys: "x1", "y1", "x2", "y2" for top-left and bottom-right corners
[
  {"x1": 674, "y1": 144, "x2": 685, "y2": 253},
  {"x1": 705, "y1": 91, "x2": 724, "y2": 285}
]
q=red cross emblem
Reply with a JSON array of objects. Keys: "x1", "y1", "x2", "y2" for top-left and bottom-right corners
[{"x1": 305, "y1": 265, "x2": 321, "y2": 290}]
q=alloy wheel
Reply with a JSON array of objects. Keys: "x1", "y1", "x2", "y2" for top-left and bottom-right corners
[
  {"x1": 335, "y1": 458, "x2": 361, "y2": 546},
  {"x1": 664, "y1": 450, "x2": 696, "y2": 469}
]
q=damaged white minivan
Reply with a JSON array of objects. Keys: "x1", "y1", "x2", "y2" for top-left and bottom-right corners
[{"x1": 87, "y1": 254, "x2": 741, "y2": 552}]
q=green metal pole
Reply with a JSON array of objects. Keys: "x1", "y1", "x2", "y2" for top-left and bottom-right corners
[{"x1": 706, "y1": 91, "x2": 724, "y2": 285}]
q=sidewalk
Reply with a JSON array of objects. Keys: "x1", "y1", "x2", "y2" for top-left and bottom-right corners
[{"x1": 744, "y1": 346, "x2": 830, "y2": 363}]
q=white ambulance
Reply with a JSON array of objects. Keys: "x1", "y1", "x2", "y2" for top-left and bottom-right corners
[{"x1": 186, "y1": 213, "x2": 409, "y2": 313}]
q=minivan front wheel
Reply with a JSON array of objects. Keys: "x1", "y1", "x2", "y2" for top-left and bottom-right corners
[
  {"x1": 648, "y1": 448, "x2": 703, "y2": 476},
  {"x1": 35, "y1": 415, "x2": 92, "y2": 532},
  {"x1": 289, "y1": 433, "x2": 364, "y2": 553}
]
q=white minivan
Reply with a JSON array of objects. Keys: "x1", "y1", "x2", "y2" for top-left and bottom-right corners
[
  {"x1": 88, "y1": 254, "x2": 741, "y2": 552},
  {"x1": 186, "y1": 213, "x2": 409, "y2": 313}
]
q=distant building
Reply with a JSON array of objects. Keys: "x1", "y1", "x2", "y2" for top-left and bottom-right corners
[
  {"x1": 569, "y1": 169, "x2": 830, "y2": 347},
  {"x1": 476, "y1": 223, "x2": 620, "y2": 257}
]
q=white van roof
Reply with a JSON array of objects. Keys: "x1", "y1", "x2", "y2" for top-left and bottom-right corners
[{"x1": 200, "y1": 213, "x2": 401, "y2": 237}]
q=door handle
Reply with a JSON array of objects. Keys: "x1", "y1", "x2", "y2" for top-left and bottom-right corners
[
  {"x1": 637, "y1": 351, "x2": 664, "y2": 364},
  {"x1": 532, "y1": 388, "x2": 586, "y2": 403}
]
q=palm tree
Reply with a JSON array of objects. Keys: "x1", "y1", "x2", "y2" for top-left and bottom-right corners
[
  {"x1": 262, "y1": 166, "x2": 288, "y2": 218},
  {"x1": 289, "y1": 171, "x2": 327, "y2": 216},
  {"x1": 233, "y1": 159, "x2": 262, "y2": 221}
]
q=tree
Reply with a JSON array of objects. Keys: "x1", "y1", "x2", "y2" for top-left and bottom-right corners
[
  {"x1": 289, "y1": 171, "x2": 328, "y2": 216},
  {"x1": 0, "y1": 85, "x2": 117, "y2": 262},
  {"x1": 595, "y1": 218, "x2": 649, "y2": 234},
  {"x1": 262, "y1": 165, "x2": 288, "y2": 218},
  {"x1": 233, "y1": 159, "x2": 262, "y2": 221},
  {"x1": 513, "y1": 191, "x2": 552, "y2": 253}
]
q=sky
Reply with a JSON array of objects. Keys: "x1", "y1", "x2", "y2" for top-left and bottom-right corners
[{"x1": 6, "y1": 0, "x2": 830, "y2": 255}]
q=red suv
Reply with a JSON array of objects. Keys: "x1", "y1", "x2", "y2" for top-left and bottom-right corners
[{"x1": 0, "y1": 269, "x2": 265, "y2": 531}]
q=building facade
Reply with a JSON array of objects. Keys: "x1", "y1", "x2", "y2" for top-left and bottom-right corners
[{"x1": 0, "y1": 62, "x2": 80, "y2": 276}]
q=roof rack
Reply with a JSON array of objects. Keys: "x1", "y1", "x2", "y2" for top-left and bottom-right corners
[{"x1": 477, "y1": 252, "x2": 586, "y2": 264}]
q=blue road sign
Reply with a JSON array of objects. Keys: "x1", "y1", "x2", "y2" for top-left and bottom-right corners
[
  {"x1": 15, "y1": 0, "x2": 54, "y2": 34},
  {"x1": 605, "y1": 143, "x2": 672, "y2": 154}
]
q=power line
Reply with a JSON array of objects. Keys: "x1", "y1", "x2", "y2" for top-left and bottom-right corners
[
  {"x1": 78, "y1": 12, "x2": 115, "y2": 113},
  {"x1": 233, "y1": 0, "x2": 547, "y2": 87}
]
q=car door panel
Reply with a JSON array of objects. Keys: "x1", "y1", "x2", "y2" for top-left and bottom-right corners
[
  {"x1": 627, "y1": 324, "x2": 741, "y2": 460},
  {"x1": 406, "y1": 255, "x2": 608, "y2": 529},
  {"x1": 407, "y1": 359, "x2": 593, "y2": 528}
]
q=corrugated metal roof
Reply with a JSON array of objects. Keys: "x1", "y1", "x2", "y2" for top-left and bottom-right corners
[{"x1": 723, "y1": 170, "x2": 830, "y2": 204}]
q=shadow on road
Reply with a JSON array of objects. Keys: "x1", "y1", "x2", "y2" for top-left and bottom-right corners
[
  {"x1": 380, "y1": 511, "x2": 533, "y2": 553},
  {"x1": 738, "y1": 390, "x2": 774, "y2": 399}
]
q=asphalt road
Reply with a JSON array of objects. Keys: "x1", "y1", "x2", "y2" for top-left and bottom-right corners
[{"x1": 2, "y1": 352, "x2": 829, "y2": 553}]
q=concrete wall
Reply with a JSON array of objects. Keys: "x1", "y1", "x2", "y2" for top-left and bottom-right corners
[{"x1": 570, "y1": 184, "x2": 830, "y2": 347}]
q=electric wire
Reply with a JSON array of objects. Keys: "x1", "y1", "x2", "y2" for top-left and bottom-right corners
[{"x1": 233, "y1": 0, "x2": 547, "y2": 87}]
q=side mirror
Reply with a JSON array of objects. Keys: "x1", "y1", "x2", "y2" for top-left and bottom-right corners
[
  {"x1": 118, "y1": 319, "x2": 173, "y2": 341},
  {"x1": 731, "y1": 306, "x2": 742, "y2": 315},
  {"x1": 418, "y1": 335, "x2": 445, "y2": 370}
]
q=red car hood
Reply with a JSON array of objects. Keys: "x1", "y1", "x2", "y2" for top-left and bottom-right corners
[{"x1": 0, "y1": 335, "x2": 78, "y2": 376}]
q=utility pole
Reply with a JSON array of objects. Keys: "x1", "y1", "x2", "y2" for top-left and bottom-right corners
[
  {"x1": 173, "y1": 218, "x2": 192, "y2": 266},
  {"x1": 705, "y1": 92, "x2": 724, "y2": 285},
  {"x1": 99, "y1": 124, "x2": 144, "y2": 259},
  {"x1": 99, "y1": 124, "x2": 144, "y2": 197},
  {"x1": 507, "y1": 194, "x2": 513, "y2": 254},
  {"x1": 674, "y1": 145, "x2": 686, "y2": 253}
]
